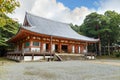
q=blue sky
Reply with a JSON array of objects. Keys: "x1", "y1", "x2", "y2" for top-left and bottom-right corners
[{"x1": 57, "y1": 0, "x2": 100, "y2": 10}]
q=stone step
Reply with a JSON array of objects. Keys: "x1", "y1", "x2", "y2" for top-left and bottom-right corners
[{"x1": 56, "y1": 53, "x2": 84, "y2": 61}]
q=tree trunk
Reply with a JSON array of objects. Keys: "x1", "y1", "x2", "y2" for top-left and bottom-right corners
[
  {"x1": 108, "y1": 40, "x2": 110, "y2": 55},
  {"x1": 99, "y1": 41, "x2": 101, "y2": 56},
  {"x1": 104, "y1": 46, "x2": 105, "y2": 55}
]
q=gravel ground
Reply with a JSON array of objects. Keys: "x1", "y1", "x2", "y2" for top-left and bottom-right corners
[{"x1": 0, "y1": 60, "x2": 120, "y2": 80}]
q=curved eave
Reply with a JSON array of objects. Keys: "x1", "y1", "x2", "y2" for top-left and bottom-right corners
[
  {"x1": 8, "y1": 27, "x2": 99, "y2": 43},
  {"x1": 22, "y1": 27, "x2": 99, "y2": 43},
  {"x1": 7, "y1": 27, "x2": 21, "y2": 43},
  {"x1": 7, "y1": 27, "x2": 27, "y2": 43}
]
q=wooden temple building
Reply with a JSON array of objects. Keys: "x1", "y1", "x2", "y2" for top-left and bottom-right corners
[{"x1": 7, "y1": 12, "x2": 99, "y2": 61}]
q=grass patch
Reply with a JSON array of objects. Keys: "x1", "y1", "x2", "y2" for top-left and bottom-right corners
[
  {"x1": 0, "y1": 57, "x2": 11, "y2": 61},
  {"x1": 0, "y1": 57, "x2": 16, "y2": 66},
  {"x1": 96, "y1": 55, "x2": 120, "y2": 60}
]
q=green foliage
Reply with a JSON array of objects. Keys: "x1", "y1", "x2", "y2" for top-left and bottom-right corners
[
  {"x1": 0, "y1": 13, "x2": 19, "y2": 56},
  {"x1": 70, "y1": 23, "x2": 82, "y2": 34},
  {"x1": 114, "y1": 52, "x2": 120, "y2": 58},
  {"x1": 0, "y1": 0, "x2": 20, "y2": 56},
  {"x1": 71, "y1": 10, "x2": 120, "y2": 55},
  {"x1": 0, "y1": 0, "x2": 20, "y2": 13},
  {"x1": 0, "y1": 13, "x2": 19, "y2": 46},
  {"x1": 0, "y1": 0, "x2": 20, "y2": 45}
]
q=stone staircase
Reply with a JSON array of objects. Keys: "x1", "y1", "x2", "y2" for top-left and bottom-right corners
[{"x1": 56, "y1": 53, "x2": 84, "y2": 61}]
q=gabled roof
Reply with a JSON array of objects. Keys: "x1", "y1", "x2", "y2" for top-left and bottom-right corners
[{"x1": 22, "y1": 12, "x2": 99, "y2": 42}]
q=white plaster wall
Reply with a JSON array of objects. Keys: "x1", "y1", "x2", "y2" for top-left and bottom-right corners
[
  {"x1": 52, "y1": 44, "x2": 55, "y2": 52},
  {"x1": 78, "y1": 46, "x2": 81, "y2": 53},
  {"x1": 33, "y1": 56, "x2": 43, "y2": 61},
  {"x1": 45, "y1": 56, "x2": 53, "y2": 58},
  {"x1": 24, "y1": 48, "x2": 30, "y2": 52},
  {"x1": 86, "y1": 56, "x2": 95, "y2": 59},
  {"x1": 31, "y1": 48, "x2": 40, "y2": 52},
  {"x1": 43, "y1": 43, "x2": 46, "y2": 51},
  {"x1": 24, "y1": 56, "x2": 32, "y2": 61},
  {"x1": 72, "y1": 45, "x2": 75, "y2": 53}
]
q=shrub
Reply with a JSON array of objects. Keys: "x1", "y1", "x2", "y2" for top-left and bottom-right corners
[{"x1": 115, "y1": 52, "x2": 120, "y2": 57}]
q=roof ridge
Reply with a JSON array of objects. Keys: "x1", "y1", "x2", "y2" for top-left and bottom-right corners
[{"x1": 26, "y1": 12, "x2": 69, "y2": 25}]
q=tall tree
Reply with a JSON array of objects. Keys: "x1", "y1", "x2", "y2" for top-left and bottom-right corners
[
  {"x1": 103, "y1": 11, "x2": 120, "y2": 55},
  {"x1": 80, "y1": 11, "x2": 120, "y2": 55},
  {"x1": 0, "y1": 0, "x2": 20, "y2": 13},
  {"x1": 0, "y1": 0, "x2": 20, "y2": 56},
  {"x1": 0, "y1": 0, "x2": 20, "y2": 45}
]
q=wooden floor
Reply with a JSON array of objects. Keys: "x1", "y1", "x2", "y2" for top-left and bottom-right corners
[{"x1": 7, "y1": 52, "x2": 86, "y2": 61}]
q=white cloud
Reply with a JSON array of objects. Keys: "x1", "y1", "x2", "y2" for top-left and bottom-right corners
[
  {"x1": 8, "y1": 0, "x2": 36, "y2": 23},
  {"x1": 97, "y1": 0, "x2": 120, "y2": 14},
  {"x1": 8, "y1": 0, "x2": 120, "y2": 25},
  {"x1": 30, "y1": 0, "x2": 93, "y2": 25}
]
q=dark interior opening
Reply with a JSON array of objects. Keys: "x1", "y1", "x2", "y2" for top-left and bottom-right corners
[
  {"x1": 55, "y1": 44, "x2": 58, "y2": 52},
  {"x1": 62, "y1": 45, "x2": 68, "y2": 53},
  {"x1": 46, "y1": 44, "x2": 49, "y2": 52}
]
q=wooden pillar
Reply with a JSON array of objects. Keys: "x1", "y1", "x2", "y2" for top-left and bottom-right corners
[
  {"x1": 32, "y1": 53, "x2": 34, "y2": 61},
  {"x1": 22, "y1": 43, "x2": 25, "y2": 60},
  {"x1": 48, "y1": 43, "x2": 50, "y2": 52},
  {"x1": 58, "y1": 42, "x2": 61, "y2": 53},
  {"x1": 16, "y1": 54, "x2": 18, "y2": 60},
  {"x1": 80, "y1": 45, "x2": 84, "y2": 53},
  {"x1": 86, "y1": 42, "x2": 88, "y2": 53},
  {"x1": 68, "y1": 44, "x2": 72, "y2": 53},
  {"x1": 40, "y1": 41, "x2": 43, "y2": 53},
  {"x1": 50, "y1": 36, "x2": 53, "y2": 61},
  {"x1": 22, "y1": 43, "x2": 24, "y2": 53},
  {"x1": 75, "y1": 45, "x2": 78, "y2": 53},
  {"x1": 20, "y1": 53, "x2": 21, "y2": 61},
  {"x1": 30, "y1": 41, "x2": 33, "y2": 52},
  {"x1": 50, "y1": 36, "x2": 52, "y2": 53}
]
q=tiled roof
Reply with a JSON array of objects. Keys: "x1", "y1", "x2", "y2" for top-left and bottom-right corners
[{"x1": 22, "y1": 12, "x2": 99, "y2": 42}]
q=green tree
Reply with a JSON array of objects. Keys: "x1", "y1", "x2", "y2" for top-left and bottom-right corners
[
  {"x1": 80, "y1": 11, "x2": 120, "y2": 55},
  {"x1": 0, "y1": 0, "x2": 20, "y2": 56},
  {"x1": 0, "y1": 0, "x2": 20, "y2": 13},
  {"x1": 70, "y1": 23, "x2": 82, "y2": 34},
  {"x1": 0, "y1": 13, "x2": 19, "y2": 45},
  {"x1": 0, "y1": 0, "x2": 20, "y2": 27}
]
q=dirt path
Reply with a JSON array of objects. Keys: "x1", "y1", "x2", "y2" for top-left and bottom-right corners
[{"x1": 0, "y1": 59, "x2": 120, "y2": 80}]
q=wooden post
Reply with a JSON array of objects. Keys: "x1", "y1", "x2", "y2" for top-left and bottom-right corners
[
  {"x1": 75, "y1": 45, "x2": 78, "y2": 53},
  {"x1": 50, "y1": 36, "x2": 52, "y2": 61},
  {"x1": 30, "y1": 41, "x2": 33, "y2": 52},
  {"x1": 68, "y1": 44, "x2": 72, "y2": 53},
  {"x1": 86, "y1": 42, "x2": 88, "y2": 53},
  {"x1": 40, "y1": 41, "x2": 43, "y2": 53},
  {"x1": 22, "y1": 43, "x2": 24, "y2": 61},
  {"x1": 58, "y1": 42, "x2": 61, "y2": 53},
  {"x1": 50, "y1": 36, "x2": 52, "y2": 53},
  {"x1": 20, "y1": 53, "x2": 21, "y2": 61},
  {"x1": 32, "y1": 53, "x2": 34, "y2": 61}
]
